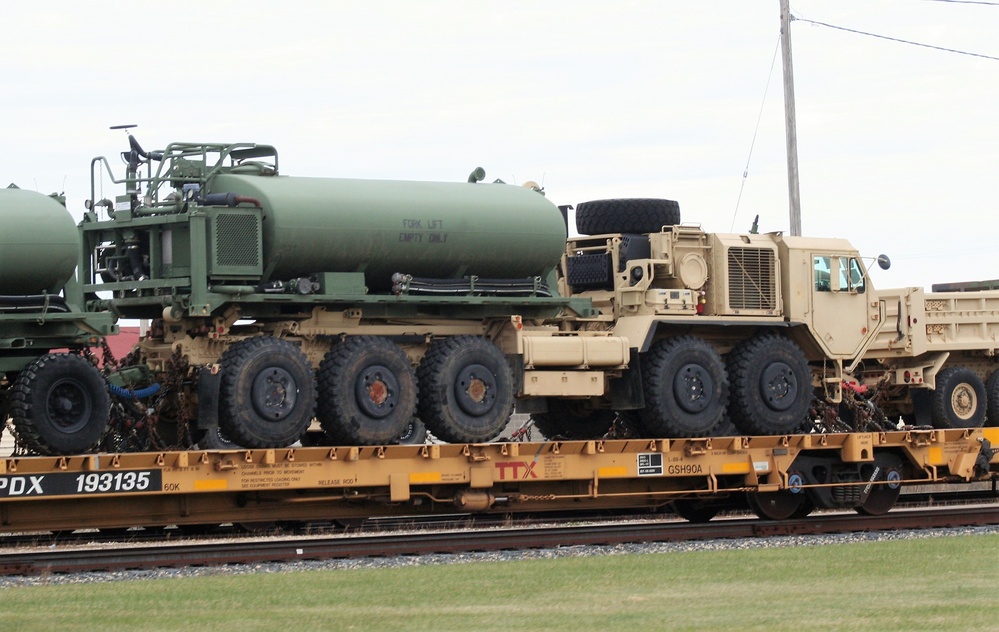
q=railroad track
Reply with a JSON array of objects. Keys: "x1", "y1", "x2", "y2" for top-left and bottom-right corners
[{"x1": 1, "y1": 504, "x2": 995, "y2": 577}]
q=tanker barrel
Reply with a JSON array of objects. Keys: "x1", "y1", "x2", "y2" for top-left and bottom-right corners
[
  {"x1": 209, "y1": 173, "x2": 568, "y2": 291},
  {"x1": 0, "y1": 188, "x2": 79, "y2": 295}
]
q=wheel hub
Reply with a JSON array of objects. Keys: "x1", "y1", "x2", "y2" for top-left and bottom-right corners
[
  {"x1": 455, "y1": 364, "x2": 496, "y2": 417},
  {"x1": 950, "y1": 384, "x2": 976, "y2": 420},
  {"x1": 47, "y1": 379, "x2": 92, "y2": 433},
  {"x1": 674, "y1": 363, "x2": 713, "y2": 413},
  {"x1": 760, "y1": 361, "x2": 798, "y2": 411},
  {"x1": 252, "y1": 367, "x2": 298, "y2": 421},
  {"x1": 367, "y1": 381, "x2": 388, "y2": 405},
  {"x1": 355, "y1": 364, "x2": 399, "y2": 419},
  {"x1": 466, "y1": 378, "x2": 486, "y2": 403}
]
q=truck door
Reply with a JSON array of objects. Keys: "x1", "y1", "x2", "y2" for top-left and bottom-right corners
[{"x1": 810, "y1": 255, "x2": 875, "y2": 357}]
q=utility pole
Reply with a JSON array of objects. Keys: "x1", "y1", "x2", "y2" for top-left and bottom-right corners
[{"x1": 780, "y1": 0, "x2": 802, "y2": 236}]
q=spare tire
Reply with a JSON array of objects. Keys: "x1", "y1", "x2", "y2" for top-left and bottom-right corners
[{"x1": 575, "y1": 198, "x2": 681, "y2": 235}]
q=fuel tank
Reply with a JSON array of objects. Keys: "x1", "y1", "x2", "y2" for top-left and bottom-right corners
[
  {"x1": 0, "y1": 188, "x2": 79, "y2": 294},
  {"x1": 209, "y1": 173, "x2": 567, "y2": 289}
]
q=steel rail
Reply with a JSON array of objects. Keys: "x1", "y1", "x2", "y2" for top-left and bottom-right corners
[{"x1": 0, "y1": 505, "x2": 995, "y2": 577}]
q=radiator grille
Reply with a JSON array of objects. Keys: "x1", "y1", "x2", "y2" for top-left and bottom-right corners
[
  {"x1": 215, "y1": 213, "x2": 260, "y2": 268},
  {"x1": 727, "y1": 248, "x2": 777, "y2": 310}
]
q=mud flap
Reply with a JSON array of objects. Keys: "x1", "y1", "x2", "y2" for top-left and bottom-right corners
[{"x1": 197, "y1": 366, "x2": 222, "y2": 432}]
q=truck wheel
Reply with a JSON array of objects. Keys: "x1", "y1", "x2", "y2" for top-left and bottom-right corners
[
  {"x1": 531, "y1": 399, "x2": 616, "y2": 440},
  {"x1": 727, "y1": 335, "x2": 812, "y2": 435},
  {"x1": 9, "y1": 353, "x2": 110, "y2": 455},
  {"x1": 197, "y1": 425, "x2": 243, "y2": 450},
  {"x1": 985, "y1": 370, "x2": 999, "y2": 427},
  {"x1": 930, "y1": 366, "x2": 986, "y2": 428},
  {"x1": 640, "y1": 336, "x2": 728, "y2": 437},
  {"x1": 575, "y1": 198, "x2": 681, "y2": 235},
  {"x1": 395, "y1": 417, "x2": 429, "y2": 445},
  {"x1": 417, "y1": 336, "x2": 514, "y2": 443},
  {"x1": 218, "y1": 337, "x2": 316, "y2": 448},
  {"x1": 317, "y1": 336, "x2": 416, "y2": 445}
]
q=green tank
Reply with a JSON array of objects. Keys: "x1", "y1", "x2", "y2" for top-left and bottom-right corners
[
  {"x1": 0, "y1": 188, "x2": 79, "y2": 294},
  {"x1": 209, "y1": 173, "x2": 567, "y2": 289}
]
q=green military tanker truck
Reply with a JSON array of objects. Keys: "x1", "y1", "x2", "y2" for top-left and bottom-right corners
[
  {"x1": 3, "y1": 130, "x2": 997, "y2": 457},
  {"x1": 0, "y1": 187, "x2": 116, "y2": 454}
]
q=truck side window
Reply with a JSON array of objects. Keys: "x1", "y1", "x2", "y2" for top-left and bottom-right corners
[
  {"x1": 848, "y1": 258, "x2": 866, "y2": 294},
  {"x1": 814, "y1": 256, "x2": 831, "y2": 292}
]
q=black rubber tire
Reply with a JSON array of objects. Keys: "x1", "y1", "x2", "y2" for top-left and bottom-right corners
[
  {"x1": 416, "y1": 336, "x2": 514, "y2": 443},
  {"x1": 709, "y1": 415, "x2": 740, "y2": 437},
  {"x1": 983, "y1": 370, "x2": 999, "y2": 427},
  {"x1": 196, "y1": 425, "x2": 243, "y2": 450},
  {"x1": 930, "y1": 366, "x2": 986, "y2": 429},
  {"x1": 9, "y1": 353, "x2": 110, "y2": 455},
  {"x1": 218, "y1": 337, "x2": 316, "y2": 448},
  {"x1": 317, "y1": 336, "x2": 417, "y2": 445},
  {"x1": 640, "y1": 336, "x2": 728, "y2": 437},
  {"x1": 531, "y1": 399, "x2": 616, "y2": 440},
  {"x1": 727, "y1": 335, "x2": 812, "y2": 435},
  {"x1": 614, "y1": 410, "x2": 648, "y2": 437},
  {"x1": 575, "y1": 198, "x2": 681, "y2": 235},
  {"x1": 395, "y1": 417, "x2": 429, "y2": 445}
]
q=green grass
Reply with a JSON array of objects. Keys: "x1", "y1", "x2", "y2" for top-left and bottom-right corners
[{"x1": 1, "y1": 534, "x2": 996, "y2": 631}]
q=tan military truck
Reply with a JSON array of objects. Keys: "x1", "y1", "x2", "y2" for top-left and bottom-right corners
[{"x1": 521, "y1": 198, "x2": 998, "y2": 439}]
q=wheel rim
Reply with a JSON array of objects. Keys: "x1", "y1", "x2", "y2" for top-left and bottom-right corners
[
  {"x1": 673, "y1": 363, "x2": 714, "y2": 414},
  {"x1": 759, "y1": 361, "x2": 798, "y2": 412},
  {"x1": 454, "y1": 363, "x2": 497, "y2": 417},
  {"x1": 46, "y1": 378, "x2": 93, "y2": 434},
  {"x1": 251, "y1": 367, "x2": 298, "y2": 421},
  {"x1": 950, "y1": 383, "x2": 977, "y2": 421},
  {"x1": 354, "y1": 364, "x2": 400, "y2": 419}
]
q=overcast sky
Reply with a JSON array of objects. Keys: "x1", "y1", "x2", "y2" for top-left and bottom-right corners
[{"x1": 2, "y1": 0, "x2": 995, "y2": 290}]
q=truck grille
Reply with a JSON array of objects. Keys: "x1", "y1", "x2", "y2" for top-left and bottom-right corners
[
  {"x1": 727, "y1": 248, "x2": 776, "y2": 310},
  {"x1": 215, "y1": 213, "x2": 260, "y2": 268}
]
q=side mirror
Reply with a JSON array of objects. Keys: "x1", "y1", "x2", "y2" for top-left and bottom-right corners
[{"x1": 876, "y1": 254, "x2": 891, "y2": 270}]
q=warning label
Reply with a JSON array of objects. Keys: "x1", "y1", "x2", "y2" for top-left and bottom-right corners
[{"x1": 637, "y1": 453, "x2": 664, "y2": 476}]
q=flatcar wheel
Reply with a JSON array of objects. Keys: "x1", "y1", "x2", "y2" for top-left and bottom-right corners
[
  {"x1": 9, "y1": 353, "x2": 110, "y2": 455},
  {"x1": 417, "y1": 336, "x2": 514, "y2": 443},
  {"x1": 727, "y1": 335, "x2": 812, "y2": 436},
  {"x1": 317, "y1": 336, "x2": 417, "y2": 445},
  {"x1": 672, "y1": 499, "x2": 720, "y2": 523},
  {"x1": 530, "y1": 399, "x2": 616, "y2": 440},
  {"x1": 856, "y1": 453, "x2": 904, "y2": 516},
  {"x1": 218, "y1": 336, "x2": 316, "y2": 448},
  {"x1": 747, "y1": 489, "x2": 809, "y2": 521},
  {"x1": 640, "y1": 336, "x2": 728, "y2": 437}
]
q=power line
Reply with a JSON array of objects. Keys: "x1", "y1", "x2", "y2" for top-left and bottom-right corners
[
  {"x1": 792, "y1": 16, "x2": 999, "y2": 61},
  {"x1": 922, "y1": 0, "x2": 999, "y2": 5},
  {"x1": 731, "y1": 35, "x2": 781, "y2": 232}
]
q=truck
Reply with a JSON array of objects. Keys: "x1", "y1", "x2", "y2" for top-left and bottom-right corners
[
  {"x1": 0, "y1": 187, "x2": 116, "y2": 455},
  {"x1": 3, "y1": 129, "x2": 997, "y2": 459}
]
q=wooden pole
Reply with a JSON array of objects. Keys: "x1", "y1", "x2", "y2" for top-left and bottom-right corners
[{"x1": 780, "y1": 0, "x2": 802, "y2": 236}]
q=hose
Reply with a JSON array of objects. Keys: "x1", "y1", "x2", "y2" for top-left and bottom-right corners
[{"x1": 108, "y1": 382, "x2": 161, "y2": 400}]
